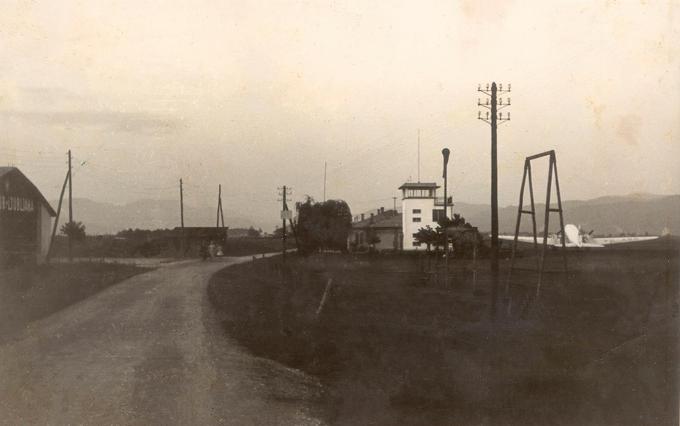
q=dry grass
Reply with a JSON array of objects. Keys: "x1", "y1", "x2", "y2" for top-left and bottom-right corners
[
  {"x1": 208, "y1": 239, "x2": 679, "y2": 425},
  {"x1": 0, "y1": 262, "x2": 149, "y2": 342}
]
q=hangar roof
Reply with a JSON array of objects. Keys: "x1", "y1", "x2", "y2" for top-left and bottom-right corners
[{"x1": 0, "y1": 167, "x2": 57, "y2": 216}]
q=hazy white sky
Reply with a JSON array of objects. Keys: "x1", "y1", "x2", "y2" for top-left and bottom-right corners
[{"x1": 1, "y1": 0, "x2": 678, "y2": 228}]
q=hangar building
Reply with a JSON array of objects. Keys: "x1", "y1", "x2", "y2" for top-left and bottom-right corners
[{"x1": 0, "y1": 167, "x2": 56, "y2": 266}]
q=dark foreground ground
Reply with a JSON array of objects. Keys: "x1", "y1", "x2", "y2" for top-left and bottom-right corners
[
  {"x1": 0, "y1": 263, "x2": 148, "y2": 342},
  {"x1": 208, "y1": 237, "x2": 679, "y2": 425}
]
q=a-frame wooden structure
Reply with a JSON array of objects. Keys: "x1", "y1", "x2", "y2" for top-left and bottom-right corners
[{"x1": 505, "y1": 150, "x2": 568, "y2": 302}]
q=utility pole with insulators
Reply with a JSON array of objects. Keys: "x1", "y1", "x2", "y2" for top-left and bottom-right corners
[
  {"x1": 68, "y1": 149, "x2": 73, "y2": 262},
  {"x1": 478, "y1": 82, "x2": 511, "y2": 319},
  {"x1": 278, "y1": 186, "x2": 292, "y2": 261}
]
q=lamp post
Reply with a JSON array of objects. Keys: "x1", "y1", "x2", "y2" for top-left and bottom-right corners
[{"x1": 442, "y1": 148, "x2": 450, "y2": 286}]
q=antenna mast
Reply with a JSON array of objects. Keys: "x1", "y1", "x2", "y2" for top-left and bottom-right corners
[{"x1": 417, "y1": 129, "x2": 421, "y2": 182}]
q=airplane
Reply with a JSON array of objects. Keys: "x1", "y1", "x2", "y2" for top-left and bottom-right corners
[{"x1": 499, "y1": 224, "x2": 660, "y2": 248}]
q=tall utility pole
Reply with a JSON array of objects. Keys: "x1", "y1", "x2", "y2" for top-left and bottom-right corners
[
  {"x1": 216, "y1": 184, "x2": 224, "y2": 228},
  {"x1": 219, "y1": 185, "x2": 225, "y2": 228},
  {"x1": 478, "y1": 82, "x2": 511, "y2": 319},
  {"x1": 278, "y1": 186, "x2": 292, "y2": 260},
  {"x1": 179, "y1": 178, "x2": 184, "y2": 228},
  {"x1": 68, "y1": 149, "x2": 73, "y2": 261},
  {"x1": 323, "y1": 161, "x2": 327, "y2": 202}
]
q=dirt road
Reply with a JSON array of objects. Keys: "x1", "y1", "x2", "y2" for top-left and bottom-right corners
[{"x1": 0, "y1": 257, "x2": 327, "y2": 425}]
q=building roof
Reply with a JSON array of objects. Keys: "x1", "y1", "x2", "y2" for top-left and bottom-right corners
[
  {"x1": 398, "y1": 182, "x2": 440, "y2": 190},
  {"x1": 0, "y1": 167, "x2": 56, "y2": 216},
  {"x1": 352, "y1": 210, "x2": 402, "y2": 229},
  {"x1": 369, "y1": 213, "x2": 402, "y2": 229}
]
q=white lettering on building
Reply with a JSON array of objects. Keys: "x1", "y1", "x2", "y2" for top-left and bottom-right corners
[{"x1": 0, "y1": 195, "x2": 35, "y2": 212}]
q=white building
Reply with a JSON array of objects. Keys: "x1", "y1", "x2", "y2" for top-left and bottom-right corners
[{"x1": 399, "y1": 182, "x2": 453, "y2": 250}]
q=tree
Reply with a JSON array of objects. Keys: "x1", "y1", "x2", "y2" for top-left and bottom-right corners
[
  {"x1": 438, "y1": 214, "x2": 482, "y2": 257},
  {"x1": 367, "y1": 229, "x2": 381, "y2": 252},
  {"x1": 414, "y1": 225, "x2": 438, "y2": 252},
  {"x1": 247, "y1": 226, "x2": 261, "y2": 237},
  {"x1": 296, "y1": 196, "x2": 352, "y2": 255},
  {"x1": 60, "y1": 221, "x2": 86, "y2": 241}
]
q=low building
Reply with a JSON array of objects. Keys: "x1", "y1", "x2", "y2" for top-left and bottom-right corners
[
  {"x1": 349, "y1": 207, "x2": 402, "y2": 251},
  {"x1": 400, "y1": 182, "x2": 452, "y2": 250},
  {"x1": 0, "y1": 167, "x2": 56, "y2": 266}
]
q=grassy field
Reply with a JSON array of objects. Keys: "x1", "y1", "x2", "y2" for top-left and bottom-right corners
[
  {"x1": 0, "y1": 263, "x2": 149, "y2": 342},
  {"x1": 208, "y1": 237, "x2": 679, "y2": 425}
]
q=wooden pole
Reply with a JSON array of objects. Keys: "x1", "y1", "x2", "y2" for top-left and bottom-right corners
[
  {"x1": 490, "y1": 82, "x2": 499, "y2": 320},
  {"x1": 444, "y1": 182, "x2": 448, "y2": 287},
  {"x1": 46, "y1": 170, "x2": 70, "y2": 263},
  {"x1": 219, "y1": 186, "x2": 225, "y2": 228},
  {"x1": 537, "y1": 155, "x2": 555, "y2": 298},
  {"x1": 282, "y1": 185, "x2": 287, "y2": 261},
  {"x1": 551, "y1": 153, "x2": 569, "y2": 284},
  {"x1": 179, "y1": 178, "x2": 184, "y2": 228},
  {"x1": 68, "y1": 150, "x2": 73, "y2": 262},
  {"x1": 216, "y1": 184, "x2": 221, "y2": 228}
]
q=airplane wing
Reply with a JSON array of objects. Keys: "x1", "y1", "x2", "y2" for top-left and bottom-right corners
[
  {"x1": 592, "y1": 236, "x2": 658, "y2": 245},
  {"x1": 499, "y1": 235, "x2": 582, "y2": 247},
  {"x1": 580, "y1": 242, "x2": 605, "y2": 248}
]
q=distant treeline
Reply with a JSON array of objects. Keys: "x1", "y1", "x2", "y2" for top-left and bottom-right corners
[{"x1": 50, "y1": 227, "x2": 286, "y2": 259}]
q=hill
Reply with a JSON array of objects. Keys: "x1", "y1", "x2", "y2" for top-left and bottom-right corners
[
  {"x1": 455, "y1": 193, "x2": 679, "y2": 236},
  {"x1": 52, "y1": 198, "x2": 258, "y2": 235}
]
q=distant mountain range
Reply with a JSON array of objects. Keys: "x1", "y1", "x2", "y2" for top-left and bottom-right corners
[
  {"x1": 454, "y1": 193, "x2": 679, "y2": 236},
  {"x1": 55, "y1": 193, "x2": 679, "y2": 236},
  {"x1": 51, "y1": 198, "x2": 257, "y2": 236}
]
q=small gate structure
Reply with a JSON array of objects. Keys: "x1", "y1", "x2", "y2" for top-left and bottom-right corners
[{"x1": 505, "y1": 150, "x2": 568, "y2": 303}]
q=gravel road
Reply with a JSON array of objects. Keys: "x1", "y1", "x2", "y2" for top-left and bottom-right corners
[{"x1": 0, "y1": 257, "x2": 327, "y2": 425}]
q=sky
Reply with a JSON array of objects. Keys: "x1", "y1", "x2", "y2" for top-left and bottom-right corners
[{"x1": 1, "y1": 0, "x2": 679, "y2": 229}]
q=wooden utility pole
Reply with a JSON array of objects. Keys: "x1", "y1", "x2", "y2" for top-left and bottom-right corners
[
  {"x1": 46, "y1": 169, "x2": 70, "y2": 263},
  {"x1": 68, "y1": 149, "x2": 73, "y2": 262},
  {"x1": 442, "y1": 148, "x2": 450, "y2": 286},
  {"x1": 219, "y1": 187, "x2": 225, "y2": 227},
  {"x1": 216, "y1": 184, "x2": 224, "y2": 228},
  {"x1": 323, "y1": 162, "x2": 327, "y2": 202},
  {"x1": 282, "y1": 185, "x2": 288, "y2": 260},
  {"x1": 179, "y1": 178, "x2": 184, "y2": 228},
  {"x1": 478, "y1": 82, "x2": 511, "y2": 319}
]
